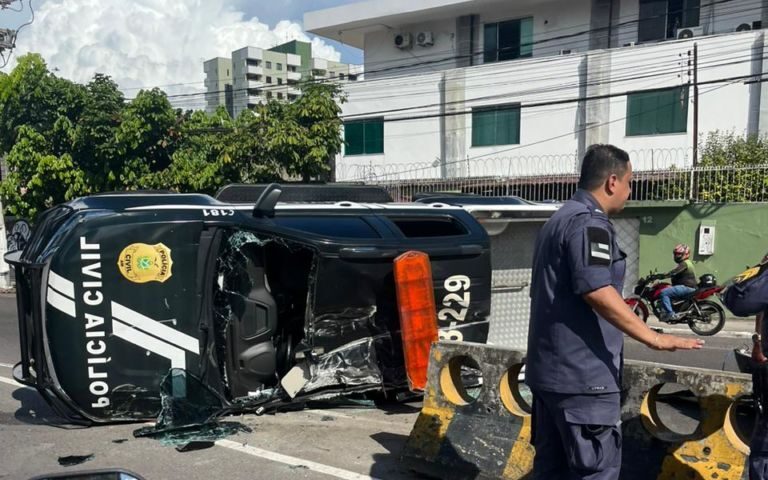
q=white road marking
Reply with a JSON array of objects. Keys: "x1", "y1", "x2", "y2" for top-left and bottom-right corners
[
  {"x1": 216, "y1": 439, "x2": 381, "y2": 480},
  {"x1": 0, "y1": 363, "x2": 14, "y2": 368},
  {"x1": 0, "y1": 375, "x2": 25, "y2": 388}
]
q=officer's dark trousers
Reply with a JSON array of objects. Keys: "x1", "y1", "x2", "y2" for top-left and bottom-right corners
[
  {"x1": 530, "y1": 389, "x2": 622, "y2": 480},
  {"x1": 752, "y1": 422, "x2": 768, "y2": 480}
]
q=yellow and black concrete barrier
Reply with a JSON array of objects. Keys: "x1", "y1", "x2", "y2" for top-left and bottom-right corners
[{"x1": 400, "y1": 341, "x2": 754, "y2": 480}]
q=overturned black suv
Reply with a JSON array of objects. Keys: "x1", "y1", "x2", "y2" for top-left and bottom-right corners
[{"x1": 7, "y1": 184, "x2": 491, "y2": 424}]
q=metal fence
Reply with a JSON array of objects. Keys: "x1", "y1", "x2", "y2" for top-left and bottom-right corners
[
  {"x1": 336, "y1": 148, "x2": 695, "y2": 183},
  {"x1": 370, "y1": 164, "x2": 768, "y2": 203}
]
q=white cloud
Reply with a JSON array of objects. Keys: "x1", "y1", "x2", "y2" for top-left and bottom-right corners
[{"x1": 9, "y1": 0, "x2": 343, "y2": 106}]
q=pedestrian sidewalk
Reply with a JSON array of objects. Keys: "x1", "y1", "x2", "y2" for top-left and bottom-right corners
[{"x1": 646, "y1": 315, "x2": 754, "y2": 338}]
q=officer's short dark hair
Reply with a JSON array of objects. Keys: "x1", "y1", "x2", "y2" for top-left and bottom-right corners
[{"x1": 578, "y1": 144, "x2": 630, "y2": 191}]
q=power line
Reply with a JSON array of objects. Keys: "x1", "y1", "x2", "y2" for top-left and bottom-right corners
[
  {"x1": 355, "y1": 81, "x2": 736, "y2": 181},
  {"x1": 170, "y1": 45, "x2": 766, "y2": 119},
  {"x1": 129, "y1": 0, "x2": 765, "y2": 103},
  {"x1": 160, "y1": 35, "x2": 751, "y2": 110}
]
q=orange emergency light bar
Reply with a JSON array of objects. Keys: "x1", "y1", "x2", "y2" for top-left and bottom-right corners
[{"x1": 394, "y1": 250, "x2": 439, "y2": 392}]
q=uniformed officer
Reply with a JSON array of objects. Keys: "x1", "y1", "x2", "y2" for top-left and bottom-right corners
[
  {"x1": 722, "y1": 254, "x2": 768, "y2": 480},
  {"x1": 526, "y1": 144, "x2": 704, "y2": 479}
]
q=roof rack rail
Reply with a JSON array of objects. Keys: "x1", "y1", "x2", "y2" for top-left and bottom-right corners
[{"x1": 215, "y1": 183, "x2": 393, "y2": 204}]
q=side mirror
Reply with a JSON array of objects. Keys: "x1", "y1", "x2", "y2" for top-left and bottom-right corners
[{"x1": 252, "y1": 183, "x2": 282, "y2": 218}]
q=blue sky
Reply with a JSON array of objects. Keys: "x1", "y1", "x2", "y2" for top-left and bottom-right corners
[
  {"x1": 233, "y1": 0, "x2": 363, "y2": 63},
  {"x1": 1, "y1": 0, "x2": 364, "y2": 65},
  {"x1": 0, "y1": 0, "x2": 365, "y2": 98}
]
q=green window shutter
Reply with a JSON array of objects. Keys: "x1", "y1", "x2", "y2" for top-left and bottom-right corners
[
  {"x1": 344, "y1": 119, "x2": 384, "y2": 155},
  {"x1": 364, "y1": 120, "x2": 384, "y2": 154},
  {"x1": 345, "y1": 121, "x2": 364, "y2": 155},
  {"x1": 626, "y1": 87, "x2": 688, "y2": 136},
  {"x1": 670, "y1": 86, "x2": 689, "y2": 133},
  {"x1": 484, "y1": 23, "x2": 498, "y2": 63},
  {"x1": 473, "y1": 106, "x2": 521, "y2": 146},
  {"x1": 472, "y1": 109, "x2": 495, "y2": 146},
  {"x1": 520, "y1": 18, "x2": 534, "y2": 58}
]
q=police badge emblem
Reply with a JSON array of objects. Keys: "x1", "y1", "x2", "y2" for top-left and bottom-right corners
[{"x1": 117, "y1": 243, "x2": 173, "y2": 283}]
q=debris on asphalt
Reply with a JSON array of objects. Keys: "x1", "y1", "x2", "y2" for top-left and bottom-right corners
[
  {"x1": 57, "y1": 454, "x2": 94, "y2": 467},
  {"x1": 111, "y1": 439, "x2": 128, "y2": 444},
  {"x1": 133, "y1": 369, "x2": 251, "y2": 447},
  {"x1": 175, "y1": 441, "x2": 215, "y2": 452}
]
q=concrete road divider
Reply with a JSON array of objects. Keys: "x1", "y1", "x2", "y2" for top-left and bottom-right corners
[{"x1": 400, "y1": 341, "x2": 753, "y2": 480}]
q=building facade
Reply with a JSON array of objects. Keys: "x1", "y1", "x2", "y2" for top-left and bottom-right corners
[
  {"x1": 203, "y1": 57, "x2": 234, "y2": 116},
  {"x1": 304, "y1": 0, "x2": 768, "y2": 181},
  {"x1": 205, "y1": 40, "x2": 361, "y2": 118}
]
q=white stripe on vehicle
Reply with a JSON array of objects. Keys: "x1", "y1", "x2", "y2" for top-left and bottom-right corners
[
  {"x1": 112, "y1": 319, "x2": 186, "y2": 369},
  {"x1": 111, "y1": 301, "x2": 199, "y2": 354},
  {"x1": 216, "y1": 439, "x2": 381, "y2": 480},
  {"x1": 596, "y1": 242, "x2": 610, "y2": 252},
  {"x1": 124, "y1": 203, "x2": 462, "y2": 211},
  {"x1": 47, "y1": 287, "x2": 76, "y2": 318},
  {"x1": 590, "y1": 251, "x2": 611, "y2": 260},
  {"x1": 48, "y1": 270, "x2": 75, "y2": 299}
]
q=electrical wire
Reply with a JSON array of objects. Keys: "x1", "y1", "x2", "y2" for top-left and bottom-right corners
[
  {"x1": 125, "y1": 0, "x2": 766, "y2": 101},
  {"x1": 353, "y1": 80, "x2": 735, "y2": 181}
]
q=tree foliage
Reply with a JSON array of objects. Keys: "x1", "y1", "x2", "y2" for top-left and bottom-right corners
[
  {"x1": 0, "y1": 54, "x2": 346, "y2": 219},
  {"x1": 696, "y1": 131, "x2": 768, "y2": 202}
]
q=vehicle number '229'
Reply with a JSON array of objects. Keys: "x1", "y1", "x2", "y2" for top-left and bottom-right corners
[{"x1": 438, "y1": 274, "x2": 471, "y2": 342}]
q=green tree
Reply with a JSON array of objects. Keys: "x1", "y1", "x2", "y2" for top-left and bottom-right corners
[
  {"x1": 145, "y1": 107, "x2": 241, "y2": 194},
  {"x1": 696, "y1": 131, "x2": 768, "y2": 202},
  {"x1": 71, "y1": 73, "x2": 125, "y2": 191},
  {"x1": 115, "y1": 88, "x2": 177, "y2": 188},
  {"x1": 0, "y1": 126, "x2": 88, "y2": 218},
  {"x1": 0, "y1": 53, "x2": 86, "y2": 154}
]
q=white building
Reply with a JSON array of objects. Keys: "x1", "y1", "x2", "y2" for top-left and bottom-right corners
[
  {"x1": 203, "y1": 57, "x2": 233, "y2": 116},
  {"x1": 305, "y1": 0, "x2": 768, "y2": 181},
  {"x1": 205, "y1": 41, "x2": 362, "y2": 118}
]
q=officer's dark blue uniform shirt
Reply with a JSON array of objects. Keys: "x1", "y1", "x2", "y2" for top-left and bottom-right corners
[
  {"x1": 526, "y1": 189, "x2": 626, "y2": 395},
  {"x1": 722, "y1": 261, "x2": 768, "y2": 455}
]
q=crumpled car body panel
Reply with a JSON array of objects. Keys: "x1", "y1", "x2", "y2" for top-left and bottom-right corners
[{"x1": 8, "y1": 192, "x2": 491, "y2": 423}]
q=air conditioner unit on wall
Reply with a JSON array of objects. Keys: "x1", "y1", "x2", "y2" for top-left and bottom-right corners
[
  {"x1": 735, "y1": 21, "x2": 762, "y2": 32},
  {"x1": 394, "y1": 32, "x2": 412, "y2": 49},
  {"x1": 416, "y1": 31, "x2": 434, "y2": 47},
  {"x1": 676, "y1": 26, "x2": 704, "y2": 39}
]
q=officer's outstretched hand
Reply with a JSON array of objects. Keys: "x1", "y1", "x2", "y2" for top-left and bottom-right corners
[{"x1": 650, "y1": 333, "x2": 705, "y2": 351}]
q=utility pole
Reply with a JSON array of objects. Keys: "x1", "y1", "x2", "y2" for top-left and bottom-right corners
[{"x1": 692, "y1": 43, "x2": 699, "y2": 167}]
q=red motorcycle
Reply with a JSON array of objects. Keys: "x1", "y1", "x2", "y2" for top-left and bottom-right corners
[{"x1": 624, "y1": 272, "x2": 726, "y2": 336}]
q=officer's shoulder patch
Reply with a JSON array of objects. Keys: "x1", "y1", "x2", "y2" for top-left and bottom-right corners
[{"x1": 587, "y1": 226, "x2": 611, "y2": 266}]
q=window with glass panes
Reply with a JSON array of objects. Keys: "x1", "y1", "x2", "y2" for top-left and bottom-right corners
[
  {"x1": 484, "y1": 18, "x2": 533, "y2": 63},
  {"x1": 638, "y1": 0, "x2": 700, "y2": 42},
  {"x1": 344, "y1": 118, "x2": 384, "y2": 155},
  {"x1": 626, "y1": 86, "x2": 689, "y2": 136},
  {"x1": 472, "y1": 105, "x2": 521, "y2": 146}
]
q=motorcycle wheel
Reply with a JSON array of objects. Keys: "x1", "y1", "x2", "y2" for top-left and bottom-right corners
[
  {"x1": 687, "y1": 300, "x2": 726, "y2": 336},
  {"x1": 625, "y1": 297, "x2": 649, "y2": 323}
]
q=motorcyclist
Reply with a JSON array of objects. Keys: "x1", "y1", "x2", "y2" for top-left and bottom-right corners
[
  {"x1": 722, "y1": 252, "x2": 768, "y2": 479},
  {"x1": 657, "y1": 244, "x2": 697, "y2": 322}
]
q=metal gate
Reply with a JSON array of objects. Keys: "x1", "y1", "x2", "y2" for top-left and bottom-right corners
[{"x1": 487, "y1": 217, "x2": 641, "y2": 348}]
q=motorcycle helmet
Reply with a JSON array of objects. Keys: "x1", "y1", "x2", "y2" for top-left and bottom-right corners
[
  {"x1": 698, "y1": 273, "x2": 717, "y2": 288},
  {"x1": 673, "y1": 243, "x2": 690, "y2": 262}
]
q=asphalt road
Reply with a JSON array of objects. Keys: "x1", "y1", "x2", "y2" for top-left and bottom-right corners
[{"x1": 0, "y1": 293, "x2": 753, "y2": 480}]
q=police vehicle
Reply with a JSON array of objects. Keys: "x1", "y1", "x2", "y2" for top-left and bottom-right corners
[{"x1": 6, "y1": 184, "x2": 492, "y2": 424}]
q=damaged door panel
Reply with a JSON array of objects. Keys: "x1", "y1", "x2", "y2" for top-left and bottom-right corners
[{"x1": 7, "y1": 185, "x2": 492, "y2": 424}]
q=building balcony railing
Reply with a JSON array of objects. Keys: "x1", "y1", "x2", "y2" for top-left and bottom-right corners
[
  {"x1": 287, "y1": 71, "x2": 302, "y2": 82},
  {"x1": 247, "y1": 65, "x2": 263, "y2": 76}
]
